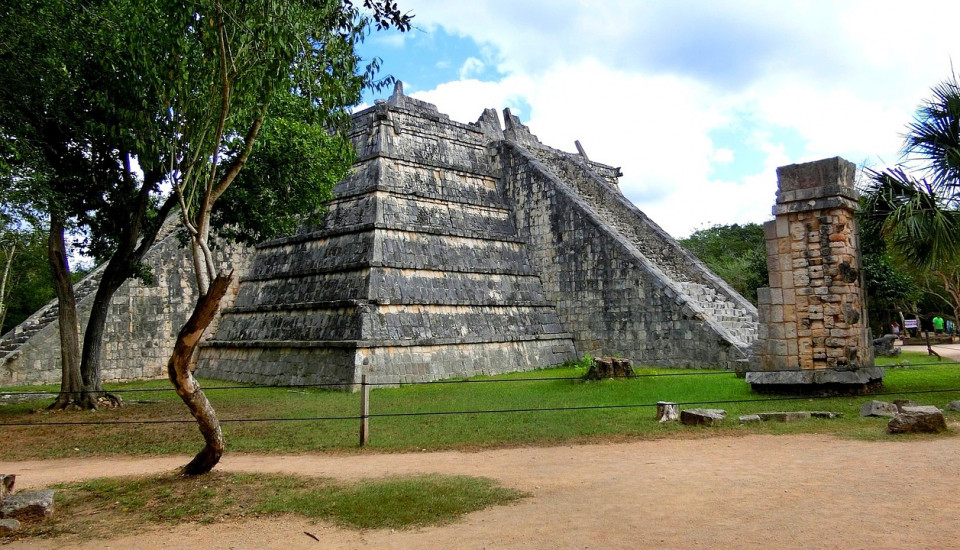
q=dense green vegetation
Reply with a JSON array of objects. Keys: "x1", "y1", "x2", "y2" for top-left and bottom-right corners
[{"x1": 680, "y1": 223, "x2": 767, "y2": 304}]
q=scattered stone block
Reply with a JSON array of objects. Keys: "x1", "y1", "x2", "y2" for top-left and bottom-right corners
[
  {"x1": 584, "y1": 357, "x2": 635, "y2": 380},
  {"x1": 888, "y1": 410, "x2": 947, "y2": 434},
  {"x1": 810, "y1": 411, "x2": 843, "y2": 419},
  {"x1": 0, "y1": 474, "x2": 13, "y2": 502},
  {"x1": 0, "y1": 518, "x2": 21, "y2": 534},
  {"x1": 893, "y1": 399, "x2": 919, "y2": 412},
  {"x1": 872, "y1": 334, "x2": 901, "y2": 357},
  {"x1": 901, "y1": 405, "x2": 942, "y2": 415},
  {"x1": 655, "y1": 401, "x2": 679, "y2": 423},
  {"x1": 680, "y1": 408, "x2": 726, "y2": 426},
  {"x1": 757, "y1": 412, "x2": 811, "y2": 422},
  {"x1": 0, "y1": 490, "x2": 55, "y2": 521},
  {"x1": 739, "y1": 414, "x2": 761, "y2": 423},
  {"x1": 947, "y1": 401, "x2": 960, "y2": 412},
  {"x1": 860, "y1": 400, "x2": 899, "y2": 418}
]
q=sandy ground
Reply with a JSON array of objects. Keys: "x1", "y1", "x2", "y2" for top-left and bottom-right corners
[
  {"x1": 3, "y1": 432, "x2": 960, "y2": 549},
  {"x1": 4, "y1": 345, "x2": 960, "y2": 549}
]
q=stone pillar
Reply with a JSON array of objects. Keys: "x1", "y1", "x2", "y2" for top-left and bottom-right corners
[{"x1": 747, "y1": 157, "x2": 882, "y2": 393}]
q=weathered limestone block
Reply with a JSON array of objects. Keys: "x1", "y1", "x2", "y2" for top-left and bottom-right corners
[
  {"x1": 0, "y1": 518, "x2": 21, "y2": 534},
  {"x1": 0, "y1": 490, "x2": 55, "y2": 521},
  {"x1": 584, "y1": 357, "x2": 634, "y2": 380},
  {"x1": 656, "y1": 401, "x2": 679, "y2": 422},
  {"x1": 680, "y1": 408, "x2": 726, "y2": 426},
  {"x1": 873, "y1": 334, "x2": 900, "y2": 357},
  {"x1": 810, "y1": 411, "x2": 843, "y2": 419},
  {"x1": 893, "y1": 399, "x2": 920, "y2": 412},
  {"x1": 739, "y1": 414, "x2": 762, "y2": 423},
  {"x1": 757, "y1": 411, "x2": 811, "y2": 422},
  {"x1": 947, "y1": 400, "x2": 960, "y2": 412},
  {"x1": 888, "y1": 410, "x2": 947, "y2": 434},
  {"x1": 900, "y1": 405, "x2": 942, "y2": 415},
  {"x1": 860, "y1": 400, "x2": 899, "y2": 418},
  {"x1": 0, "y1": 474, "x2": 13, "y2": 502}
]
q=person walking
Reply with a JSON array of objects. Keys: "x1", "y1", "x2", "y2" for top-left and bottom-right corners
[{"x1": 933, "y1": 315, "x2": 945, "y2": 335}]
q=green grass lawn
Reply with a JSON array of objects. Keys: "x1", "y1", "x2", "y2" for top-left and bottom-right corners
[{"x1": 2, "y1": 352, "x2": 958, "y2": 460}]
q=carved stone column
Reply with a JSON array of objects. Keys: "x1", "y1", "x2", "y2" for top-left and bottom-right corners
[{"x1": 747, "y1": 157, "x2": 882, "y2": 393}]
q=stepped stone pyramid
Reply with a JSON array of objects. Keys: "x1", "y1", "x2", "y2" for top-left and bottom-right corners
[
  {"x1": 197, "y1": 83, "x2": 757, "y2": 386},
  {"x1": 2, "y1": 82, "x2": 758, "y2": 388},
  {"x1": 197, "y1": 86, "x2": 577, "y2": 386}
]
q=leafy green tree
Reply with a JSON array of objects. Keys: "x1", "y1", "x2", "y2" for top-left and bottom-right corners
[
  {"x1": 0, "y1": 0, "x2": 179, "y2": 409},
  {"x1": 2, "y1": 0, "x2": 410, "y2": 472},
  {"x1": 680, "y1": 223, "x2": 768, "y2": 304},
  {"x1": 860, "y1": 72, "x2": 960, "y2": 328},
  {"x1": 0, "y1": 226, "x2": 55, "y2": 334},
  {"x1": 93, "y1": 0, "x2": 408, "y2": 474}
]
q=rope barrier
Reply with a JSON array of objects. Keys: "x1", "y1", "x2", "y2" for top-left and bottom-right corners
[
  {"x1": 3, "y1": 386, "x2": 959, "y2": 428},
  {"x1": 1, "y1": 360, "x2": 954, "y2": 398}
]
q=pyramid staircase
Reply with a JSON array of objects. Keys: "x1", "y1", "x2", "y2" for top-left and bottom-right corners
[{"x1": 1, "y1": 268, "x2": 103, "y2": 360}]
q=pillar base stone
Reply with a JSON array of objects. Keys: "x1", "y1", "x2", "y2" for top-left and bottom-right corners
[{"x1": 746, "y1": 367, "x2": 884, "y2": 395}]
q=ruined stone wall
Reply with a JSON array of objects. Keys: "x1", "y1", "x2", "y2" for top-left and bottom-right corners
[
  {"x1": 497, "y1": 141, "x2": 749, "y2": 368},
  {"x1": 1, "y1": 223, "x2": 248, "y2": 386}
]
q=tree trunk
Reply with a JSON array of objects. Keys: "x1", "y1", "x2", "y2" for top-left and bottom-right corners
[
  {"x1": 77, "y1": 269, "x2": 125, "y2": 408},
  {"x1": 78, "y1": 191, "x2": 174, "y2": 408},
  {"x1": 167, "y1": 272, "x2": 232, "y2": 475},
  {"x1": 47, "y1": 212, "x2": 84, "y2": 410}
]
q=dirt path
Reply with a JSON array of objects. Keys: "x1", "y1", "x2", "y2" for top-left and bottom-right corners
[{"x1": 3, "y1": 433, "x2": 960, "y2": 549}]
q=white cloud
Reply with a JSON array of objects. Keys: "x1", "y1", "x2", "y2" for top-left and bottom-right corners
[
  {"x1": 392, "y1": 0, "x2": 960, "y2": 236},
  {"x1": 458, "y1": 57, "x2": 486, "y2": 80},
  {"x1": 369, "y1": 32, "x2": 407, "y2": 49}
]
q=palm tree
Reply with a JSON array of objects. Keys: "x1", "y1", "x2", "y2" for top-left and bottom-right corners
[
  {"x1": 860, "y1": 72, "x2": 960, "y2": 347},
  {"x1": 861, "y1": 73, "x2": 960, "y2": 270}
]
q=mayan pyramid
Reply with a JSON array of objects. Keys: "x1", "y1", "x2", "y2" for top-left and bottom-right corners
[
  {"x1": 2, "y1": 83, "x2": 758, "y2": 388},
  {"x1": 196, "y1": 83, "x2": 757, "y2": 386}
]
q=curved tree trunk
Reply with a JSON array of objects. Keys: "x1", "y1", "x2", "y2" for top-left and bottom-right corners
[
  {"x1": 167, "y1": 272, "x2": 233, "y2": 475},
  {"x1": 47, "y1": 211, "x2": 84, "y2": 410}
]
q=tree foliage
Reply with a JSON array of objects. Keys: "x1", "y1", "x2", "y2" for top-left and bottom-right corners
[
  {"x1": 85, "y1": 0, "x2": 409, "y2": 474},
  {"x1": 680, "y1": 223, "x2": 768, "y2": 304},
  {"x1": 2, "y1": 0, "x2": 410, "y2": 469},
  {"x1": 860, "y1": 73, "x2": 960, "y2": 270},
  {"x1": 859, "y1": 71, "x2": 960, "y2": 326},
  {"x1": 0, "y1": 226, "x2": 55, "y2": 334}
]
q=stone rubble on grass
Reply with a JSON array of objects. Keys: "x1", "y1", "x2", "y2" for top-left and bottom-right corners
[
  {"x1": 946, "y1": 401, "x2": 960, "y2": 412},
  {"x1": 0, "y1": 489, "x2": 55, "y2": 522},
  {"x1": 888, "y1": 409, "x2": 947, "y2": 434},
  {"x1": 584, "y1": 357, "x2": 635, "y2": 380},
  {"x1": 859, "y1": 400, "x2": 899, "y2": 418},
  {"x1": 757, "y1": 412, "x2": 811, "y2": 422},
  {"x1": 0, "y1": 475, "x2": 13, "y2": 502},
  {"x1": 0, "y1": 518, "x2": 20, "y2": 534},
  {"x1": 680, "y1": 408, "x2": 726, "y2": 426},
  {"x1": 893, "y1": 399, "x2": 919, "y2": 412},
  {"x1": 739, "y1": 411, "x2": 842, "y2": 424},
  {"x1": 900, "y1": 405, "x2": 943, "y2": 415},
  {"x1": 655, "y1": 401, "x2": 679, "y2": 423}
]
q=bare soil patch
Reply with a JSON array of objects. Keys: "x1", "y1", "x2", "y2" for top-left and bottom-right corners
[{"x1": 3, "y1": 433, "x2": 960, "y2": 549}]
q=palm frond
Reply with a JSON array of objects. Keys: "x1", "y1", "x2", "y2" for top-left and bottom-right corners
[
  {"x1": 903, "y1": 73, "x2": 960, "y2": 192},
  {"x1": 861, "y1": 167, "x2": 960, "y2": 270}
]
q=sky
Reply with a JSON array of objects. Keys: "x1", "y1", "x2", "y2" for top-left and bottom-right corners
[{"x1": 356, "y1": 0, "x2": 960, "y2": 238}]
